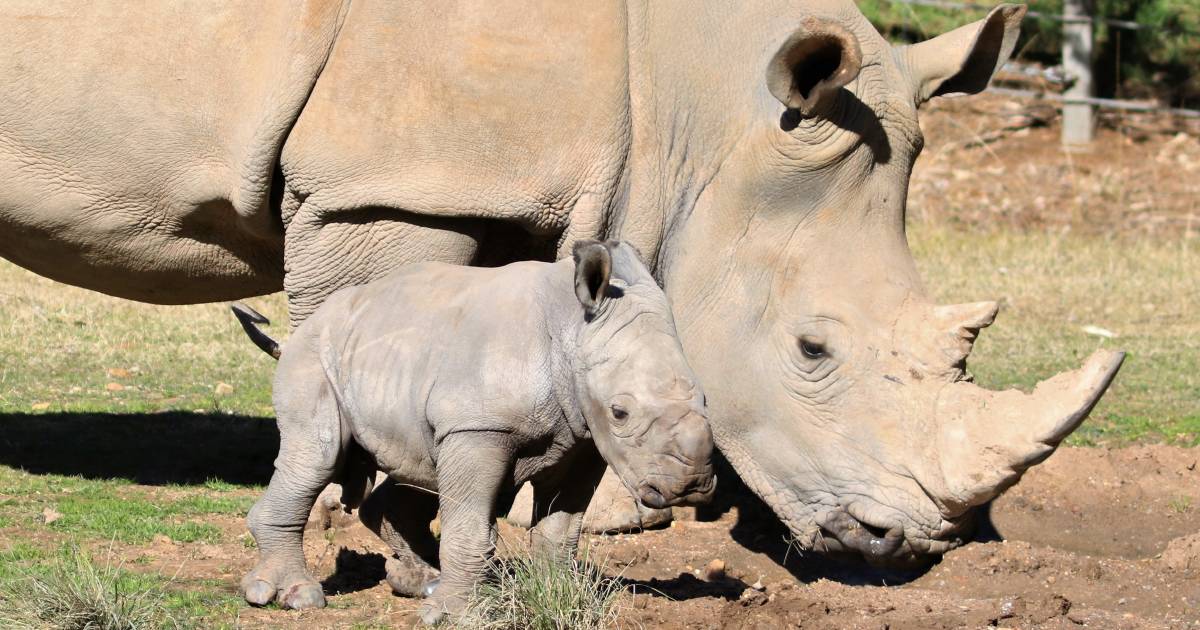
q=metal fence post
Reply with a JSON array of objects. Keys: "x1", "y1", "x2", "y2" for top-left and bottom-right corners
[{"x1": 1062, "y1": 0, "x2": 1094, "y2": 145}]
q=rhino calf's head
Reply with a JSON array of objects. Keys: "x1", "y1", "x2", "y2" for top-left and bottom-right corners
[{"x1": 567, "y1": 240, "x2": 715, "y2": 509}]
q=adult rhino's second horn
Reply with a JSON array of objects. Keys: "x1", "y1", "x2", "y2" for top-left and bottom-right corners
[{"x1": 931, "y1": 349, "x2": 1126, "y2": 517}]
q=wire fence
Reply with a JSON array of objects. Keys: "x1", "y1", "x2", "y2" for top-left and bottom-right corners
[
  {"x1": 887, "y1": 0, "x2": 1150, "y2": 31},
  {"x1": 989, "y1": 86, "x2": 1200, "y2": 118},
  {"x1": 880, "y1": 0, "x2": 1200, "y2": 132}
]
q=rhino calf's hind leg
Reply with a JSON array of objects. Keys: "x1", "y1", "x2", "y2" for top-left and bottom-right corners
[
  {"x1": 358, "y1": 477, "x2": 441, "y2": 597},
  {"x1": 242, "y1": 386, "x2": 340, "y2": 610}
]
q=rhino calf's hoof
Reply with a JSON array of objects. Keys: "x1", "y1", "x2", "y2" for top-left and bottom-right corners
[
  {"x1": 242, "y1": 579, "x2": 276, "y2": 607},
  {"x1": 419, "y1": 585, "x2": 464, "y2": 626},
  {"x1": 280, "y1": 581, "x2": 326, "y2": 610},
  {"x1": 241, "y1": 565, "x2": 326, "y2": 610},
  {"x1": 382, "y1": 555, "x2": 440, "y2": 598}
]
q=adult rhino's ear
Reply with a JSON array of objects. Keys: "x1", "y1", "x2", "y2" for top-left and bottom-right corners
[
  {"x1": 903, "y1": 4, "x2": 1026, "y2": 103},
  {"x1": 766, "y1": 16, "x2": 863, "y2": 117},
  {"x1": 573, "y1": 240, "x2": 612, "y2": 317}
]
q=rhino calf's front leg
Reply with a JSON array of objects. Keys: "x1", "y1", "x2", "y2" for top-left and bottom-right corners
[{"x1": 420, "y1": 432, "x2": 513, "y2": 625}]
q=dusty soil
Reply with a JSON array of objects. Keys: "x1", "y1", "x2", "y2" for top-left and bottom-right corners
[
  {"x1": 103, "y1": 445, "x2": 1199, "y2": 629},
  {"x1": 909, "y1": 94, "x2": 1200, "y2": 236}
]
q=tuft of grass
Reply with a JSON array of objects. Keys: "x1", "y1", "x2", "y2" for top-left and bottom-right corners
[
  {"x1": 0, "y1": 543, "x2": 177, "y2": 630},
  {"x1": 454, "y1": 552, "x2": 625, "y2": 630},
  {"x1": 1168, "y1": 496, "x2": 1193, "y2": 514}
]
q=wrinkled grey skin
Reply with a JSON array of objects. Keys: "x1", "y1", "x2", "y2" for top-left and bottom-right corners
[
  {"x1": 0, "y1": 1, "x2": 1123, "y2": 566},
  {"x1": 238, "y1": 240, "x2": 713, "y2": 624}
]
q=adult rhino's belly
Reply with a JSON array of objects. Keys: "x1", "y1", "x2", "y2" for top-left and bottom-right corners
[{"x1": 0, "y1": 196, "x2": 283, "y2": 304}]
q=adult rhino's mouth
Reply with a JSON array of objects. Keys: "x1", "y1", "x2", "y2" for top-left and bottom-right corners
[
  {"x1": 810, "y1": 502, "x2": 972, "y2": 567},
  {"x1": 817, "y1": 508, "x2": 905, "y2": 561}
]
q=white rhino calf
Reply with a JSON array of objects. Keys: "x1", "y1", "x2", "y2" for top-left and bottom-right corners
[{"x1": 234, "y1": 240, "x2": 714, "y2": 623}]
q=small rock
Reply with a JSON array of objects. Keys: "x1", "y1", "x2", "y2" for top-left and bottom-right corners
[
  {"x1": 1081, "y1": 325, "x2": 1116, "y2": 339},
  {"x1": 999, "y1": 596, "x2": 1026, "y2": 619},
  {"x1": 31, "y1": 402, "x2": 50, "y2": 411},
  {"x1": 704, "y1": 559, "x2": 726, "y2": 582},
  {"x1": 214, "y1": 382, "x2": 235, "y2": 396},
  {"x1": 41, "y1": 507, "x2": 62, "y2": 525},
  {"x1": 152, "y1": 534, "x2": 174, "y2": 546},
  {"x1": 751, "y1": 579, "x2": 765, "y2": 591},
  {"x1": 105, "y1": 382, "x2": 125, "y2": 392},
  {"x1": 106, "y1": 367, "x2": 131, "y2": 379},
  {"x1": 739, "y1": 588, "x2": 768, "y2": 607}
]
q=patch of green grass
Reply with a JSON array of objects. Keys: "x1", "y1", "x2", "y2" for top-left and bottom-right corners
[
  {"x1": 0, "y1": 468, "x2": 254, "y2": 545},
  {"x1": 0, "y1": 542, "x2": 48, "y2": 582},
  {"x1": 911, "y1": 224, "x2": 1200, "y2": 446},
  {"x1": 0, "y1": 543, "x2": 179, "y2": 630},
  {"x1": 163, "y1": 580, "x2": 243, "y2": 629},
  {"x1": 1168, "y1": 496, "x2": 1193, "y2": 514},
  {"x1": 455, "y1": 552, "x2": 624, "y2": 630}
]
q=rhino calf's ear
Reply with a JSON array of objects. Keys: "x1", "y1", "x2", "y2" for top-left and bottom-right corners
[{"x1": 572, "y1": 240, "x2": 612, "y2": 316}]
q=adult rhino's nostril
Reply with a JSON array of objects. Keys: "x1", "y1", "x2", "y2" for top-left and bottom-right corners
[{"x1": 637, "y1": 482, "x2": 669, "y2": 509}]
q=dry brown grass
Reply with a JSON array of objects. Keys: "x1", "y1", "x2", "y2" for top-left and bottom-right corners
[
  {"x1": 0, "y1": 265, "x2": 285, "y2": 415},
  {"x1": 911, "y1": 222, "x2": 1200, "y2": 445}
]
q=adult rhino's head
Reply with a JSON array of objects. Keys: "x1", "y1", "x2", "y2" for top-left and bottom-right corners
[
  {"x1": 569, "y1": 240, "x2": 715, "y2": 510},
  {"x1": 620, "y1": 3, "x2": 1124, "y2": 563}
]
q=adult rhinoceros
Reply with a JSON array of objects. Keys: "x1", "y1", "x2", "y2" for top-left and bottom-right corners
[{"x1": 0, "y1": 1, "x2": 1122, "y2": 565}]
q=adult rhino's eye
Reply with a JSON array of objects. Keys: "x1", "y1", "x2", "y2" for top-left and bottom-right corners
[
  {"x1": 610, "y1": 404, "x2": 629, "y2": 422},
  {"x1": 798, "y1": 338, "x2": 827, "y2": 360}
]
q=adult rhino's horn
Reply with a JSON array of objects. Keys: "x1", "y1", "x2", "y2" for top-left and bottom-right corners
[
  {"x1": 766, "y1": 16, "x2": 863, "y2": 116},
  {"x1": 933, "y1": 300, "x2": 999, "y2": 367},
  {"x1": 932, "y1": 349, "x2": 1125, "y2": 517}
]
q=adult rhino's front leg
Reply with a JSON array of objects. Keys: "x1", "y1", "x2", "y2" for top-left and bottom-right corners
[
  {"x1": 527, "y1": 449, "x2": 607, "y2": 561},
  {"x1": 281, "y1": 194, "x2": 484, "y2": 326},
  {"x1": 510, "y1": 468, "x2": 673, "y2": 534}
]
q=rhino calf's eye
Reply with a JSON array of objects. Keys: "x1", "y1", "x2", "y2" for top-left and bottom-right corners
[
  {"x1": 799, "y1": 338, "x2": 827, "y2": 360},
  {"x1": 611, "y1": 405, "x2": 629, "y2": 422}
]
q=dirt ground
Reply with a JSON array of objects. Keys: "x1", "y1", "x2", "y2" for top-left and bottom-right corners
[
  {"x1": 103, "y1": 445, "x2": 1198, "y2": 629},
  {"x1": 909, "y1": 94, "x2": 1199, "y2": 237}
]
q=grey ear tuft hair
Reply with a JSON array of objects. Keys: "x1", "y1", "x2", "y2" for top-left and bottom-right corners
[{"x1": 572, "y1": 240, "x2": 612, "y2": 317}]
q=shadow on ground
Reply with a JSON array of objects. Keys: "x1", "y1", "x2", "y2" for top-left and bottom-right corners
[{"x1": 0, "y1": 412, "x2": 278, "y2": 485}]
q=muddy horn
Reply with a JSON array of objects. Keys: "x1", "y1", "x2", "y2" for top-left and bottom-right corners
[{"x1": 932, "y1": 349, "x2": 1126, "y2": 517}]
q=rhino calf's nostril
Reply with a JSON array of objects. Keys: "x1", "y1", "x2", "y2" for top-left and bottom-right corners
[{"x1": 676, "y1": 415, "x2": 714, "y2": 462}]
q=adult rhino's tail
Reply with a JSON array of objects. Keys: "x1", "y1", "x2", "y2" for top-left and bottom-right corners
[{"x1": 231, "y1": 302, "x2": 281, "y2": 359}]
